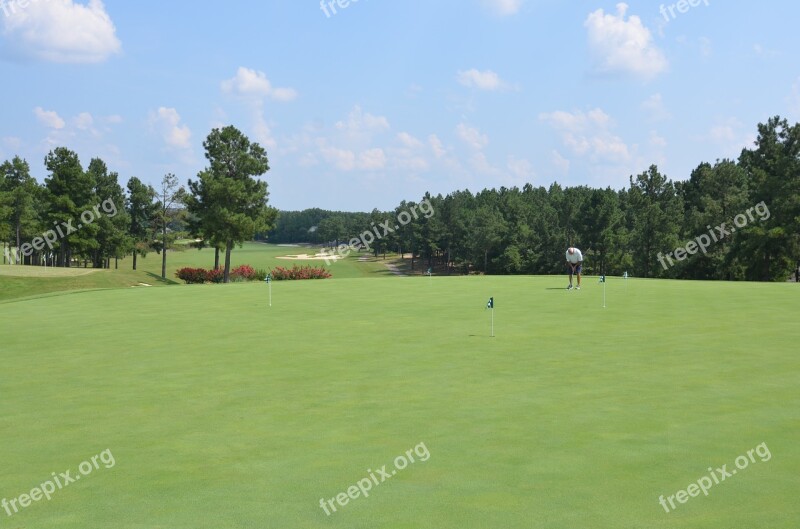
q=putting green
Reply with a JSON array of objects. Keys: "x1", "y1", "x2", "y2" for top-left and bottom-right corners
[{"x1": 0, "y1": 276, "x2": 797, "y2": 528}]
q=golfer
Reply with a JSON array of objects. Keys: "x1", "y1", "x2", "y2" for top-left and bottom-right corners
[{"x1": 566, "y1": 247, "x2": 583, "y2": 290}]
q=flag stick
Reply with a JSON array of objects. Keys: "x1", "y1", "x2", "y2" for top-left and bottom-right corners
[
  {"x1": 603, "y1": 278, "x2": 606, "y2": 309},
  {"x1": 491, "y1": 308, "x2": 494, "y2": 337}
]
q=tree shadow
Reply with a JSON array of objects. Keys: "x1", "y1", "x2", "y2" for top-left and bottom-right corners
[{"x1": 145, "y1": 272, "x2": 179, "y2": 285}]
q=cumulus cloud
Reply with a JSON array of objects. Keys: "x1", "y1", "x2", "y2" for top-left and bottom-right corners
[
  {"x1": 335, "y1": 106, "x2": 390, "y2": 135},
  {"x1": 397, "y1": 132, "x2": 423, "y2": 149},
  {"x1": 221, "y1": 67, "x2": 298, "y2": 102},
  {"x1": 457, "y1": 69, "x2": 511, "y2": 91},
  {"x1": 507, "y1": 155, "x2": 535, "y2": 180},
  {"x1": 318, "y1": 145, "x2": 387, "y2": 171},
  {"x1": 149, "y1": 107, "x2": 192, "y2": 150},
  {"x1": 74, "y1": 112, "x2": 94, "y2": 131},
  {"x1": 540, "y1": 108, "x2": 631, "y2": 163},
  {"x1": 34, "y1": 107, "x2": 65, "y2": 129},
  {"x1": 584, "y1": 3, "x2": 667, "y2": 79},
  {"x1": 221, "y1": 67, "x2": 297, "y2": 149},
  {"x1": 1, "y1": 0, "x2": 121, "y2": 63},
  {"x1": 641, "y1": 93, "x2": 671, "y2": 121},
  {"x1": 357, "y1": 148, "x2": 387, "y2": 170},
  {"x1": 551, "y1": 150, "x2": 571, "y2": 174},
  {"x1": 480, "y1": 0, "x2": 523, "y2": 16},
  {"x1": 456, "y1": 123, "x2": 489, "y2": 151},
  {"x1": 789, "y1": 77, "x2": 800, "y2": 120},
  {"x1": 429, "y1": 134, "x2": 446, "y2": 158}
]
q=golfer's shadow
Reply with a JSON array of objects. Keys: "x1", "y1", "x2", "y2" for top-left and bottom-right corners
[{"x1": 544, "y1": 287, "x2": 568, "y2": 290}]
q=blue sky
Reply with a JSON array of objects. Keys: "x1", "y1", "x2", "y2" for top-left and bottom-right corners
[{"x1": 1, "y1": 0, "x2": 798, "y2": 211}]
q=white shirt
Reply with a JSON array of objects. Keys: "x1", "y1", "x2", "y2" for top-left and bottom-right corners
[{"x1": 566, "y1": 248, "x2": 583, "y2": 264}]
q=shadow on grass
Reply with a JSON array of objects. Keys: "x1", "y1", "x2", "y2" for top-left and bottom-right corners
[{"x1": 145, "y1": 272, "x2": 179, "y2": 286}]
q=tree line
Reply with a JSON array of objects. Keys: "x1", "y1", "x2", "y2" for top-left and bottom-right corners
[
  {"x1": 267, "y1": 116, "x2": 800, "y2": 281},
  {"x1": 3, "y1": 117, "x2": 797, "y2": 282},
  {"x1": 0, "y1": 126, "x2": 277, "y2": 283}
]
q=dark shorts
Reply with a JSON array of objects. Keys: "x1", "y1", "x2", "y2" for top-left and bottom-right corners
[{"x1": 567, "y1": 263, "x2": 582, "y2": 274}]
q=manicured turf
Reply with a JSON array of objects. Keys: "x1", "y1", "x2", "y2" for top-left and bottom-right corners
[
  {"x1": 1, "y1": 274, "x2": 797, "y2": 528},
  {"x1": 0, "y1": 243, "x2": 396, "y2": 301},
  {"x1": 116, "y1": 241, "x2": 396, "y2": 280}
]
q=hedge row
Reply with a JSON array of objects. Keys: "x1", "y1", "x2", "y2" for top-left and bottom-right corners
[{"x1": 176, "y1": 264, "x2": 332, "y2": 283}]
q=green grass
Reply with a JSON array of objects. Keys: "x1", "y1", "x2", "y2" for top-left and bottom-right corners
[
  {"x1": 0, "y1": 274, "x2": 797, "y2": 528},
  {"x1": 0, "y1": 243, "x2": 395, "y2": 302},
  {"x1": 115, "y1": 242, "x2": 395, "y2": 280}
]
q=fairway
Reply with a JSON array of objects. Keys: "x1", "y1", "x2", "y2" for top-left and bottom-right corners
[
  {"x1": 0, "y1": 243, "x2": 397, "y2": 302},
  {"x1": 1, "y1": 276, "x2": 797, "y2": 528}
]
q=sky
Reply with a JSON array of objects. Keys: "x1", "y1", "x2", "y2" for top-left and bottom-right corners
[{"x1": 1, "y1": 0, "x2": 798, "y2": 212}]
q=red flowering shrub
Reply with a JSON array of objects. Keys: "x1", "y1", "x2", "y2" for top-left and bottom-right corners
[
  {"x1": 206, "y1": 268, "x2": 225, "y2": 283},
  {"x1": 270, "y1": 265, "x2": 332, "y2": 281},
  {"x1": 231, "y1": 264, "x2": 257, "y2": 281},
  {"x1": 177, "y1": 264, "x2": 267, "y2": 284},
  {"x1": 176, "y1": 267, "x2": 209, "y2": 284}
]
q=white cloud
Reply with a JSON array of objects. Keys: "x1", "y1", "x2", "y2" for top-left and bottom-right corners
[
  {"x1": 429, "y1": 134, "x2": 446, "y2": 158},
  {"x1": 221, "y1": 67, "x2": 297, "y2": 150},
  {"x1": 1, "y1": 0, "x2": 121, "y2": 63},
  {"x1": 221, "y1": 67, "x2": 298, "y2": 102},
  {"x1": 480, "y1": 0, "x2": 523, "y2": 16},
  {"x1": 507, "y1": 156, "x2": 535, "y2": 180},
  {"x1": 641, "y1": 93, "x2": 671, "y2": 121},
  {"x1": 752, "y1": 43, "x2": 778, "y2": 58},
  {"x1": 457, "y1": 69, "x2": 510, "y2": 91},
  {"x1": 34, "y1": 107, "x2": 65, "y2": 129},
  {"x1": 469, "y1": 152, "x2": 501, "y2": 176},
  {"x1": 74, "y1": 112, "x2": 94, "y2": 130},
  {"x1": 649, "y1": 130, "x2": 667, "y2": 148},
  {"x1": 456, "y1": 123, "x2": 489, "y2": 151},
  {"x1": 252, "y1": 117, "x2": 277, "y2": 151},
  {"x1": 540, "y1": 108, "x2": 631, "y2": 163},
  {"x1": 319, "y1": 146, "x2": 356, "y2": 171},
  {"x1": 584, "y1": 3, "x2": 667, "y2": 79},
  {"x1": 698, "y1": 37, "x2": 712, "y2": 58},
  {"x1": 318, "y1": 145, "x2": 387, "y2": 171},
  {"x1": 149, "y1": 107, "x2": 192, "y2": 150},
  {"x1": 551, "y1": 150, "x2": 571, "y2": 174},
  {"x1": 789, "y1": 77, "x2": 800, "y2": 120},
  {"x1": 358, "y1": 148, "x2": 387, "y2": 170},
  {"x1": 397, "y1": 132, "x2": 423, "y2": 149},
  {"x1": 335, "y1": 106, "x2": 390, "y2": 135},
  {"x1": 702, "y1": 117, "x2": 755, "y2": 159}
]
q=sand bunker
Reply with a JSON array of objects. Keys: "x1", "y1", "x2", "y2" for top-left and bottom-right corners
[{"x1": 276, "y1": 253, "x2": 341, "y2": 261}]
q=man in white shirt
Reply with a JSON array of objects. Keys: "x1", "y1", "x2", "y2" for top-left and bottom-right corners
[{"x1": 565, "y1": 247, "x2": 583, "y2": 290}]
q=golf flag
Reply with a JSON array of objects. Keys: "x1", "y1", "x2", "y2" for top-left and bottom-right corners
[
  {"x1": 487, "y1": 297, "x2": 495, "y2": 337},
  {"x1": 599, "y1": 275, "x2": 606, "y2": 283}
]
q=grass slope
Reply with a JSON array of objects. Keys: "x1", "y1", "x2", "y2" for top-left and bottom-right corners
[
  {"x1": 0, "y1": 243, "x2": 394, "y2": 302},
  {"x1": 1, "y1": 276, "x2": 797, "y2": 528}
]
